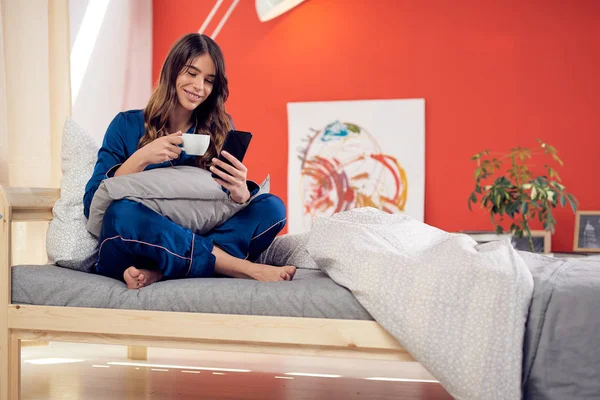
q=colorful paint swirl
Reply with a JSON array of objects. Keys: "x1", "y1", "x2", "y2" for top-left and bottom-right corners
[{"x1": 297, "y1": 121, "x2": 408, "y2": 225}]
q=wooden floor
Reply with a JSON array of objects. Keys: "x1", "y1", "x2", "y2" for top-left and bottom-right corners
[{"x1": 19, "y1": 342, "x2": 454, "y2": 399}]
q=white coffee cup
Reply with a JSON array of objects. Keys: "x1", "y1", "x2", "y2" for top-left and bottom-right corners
[{"x1": 181, "y1": 134, "x2": 210, "y2": 156}]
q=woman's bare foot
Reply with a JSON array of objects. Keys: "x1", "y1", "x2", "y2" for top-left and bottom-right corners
[
  {"x1": 123, "y1": 266, "x2": 164, "y2": 289},
  {"x1": 249, "y1": 264, "x2": 297, "y2": 282},
  {"x1": 212, "y1": 246, "x2": 296, "y2": 281}
]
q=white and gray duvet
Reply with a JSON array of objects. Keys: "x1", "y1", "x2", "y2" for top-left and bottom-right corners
[
  {"x1": 305, "y1": 208, "x2": 533, "y2": 400},
  {"x1": 261, "y1": 208, "x2": 600, "y2": 399}
]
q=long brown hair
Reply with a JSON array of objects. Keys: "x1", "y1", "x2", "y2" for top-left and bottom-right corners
[{"x1": 140, "y1": 33, "x2": 231, "y2": 168}]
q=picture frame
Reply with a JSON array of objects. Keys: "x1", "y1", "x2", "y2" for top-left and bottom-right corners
[
  {"x1": 286, "y1": 99, "x2": 425, "y2": 234},
  {"x1": 510, "y1": 230, "x2": 552, "y2": 254},
  {"x1": 461, "y1": 229, "x2": 551, "y2": 254},
  {"x1": 573, "y1": 211, "x2": 600, "y2": 253}
]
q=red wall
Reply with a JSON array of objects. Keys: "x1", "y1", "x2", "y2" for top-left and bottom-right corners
[{"x1": 153, "y1": 0, "x2": 600, "y2": 252}]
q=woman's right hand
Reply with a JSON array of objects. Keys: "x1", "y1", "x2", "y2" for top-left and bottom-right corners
[
  {"x1": 115, "y1": 131, "x2": 184, "y2": 177},
  {"x1": 134, "y1": 131, "x2": 184, "y2": 166}
]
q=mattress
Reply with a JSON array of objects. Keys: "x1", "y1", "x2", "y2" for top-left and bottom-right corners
[
  {"x1": 519, "y1": 252, "x2": 600, "y2": 400},
  {"x1": 11, "y1": 265, "x2": 372, "y2": 320}
]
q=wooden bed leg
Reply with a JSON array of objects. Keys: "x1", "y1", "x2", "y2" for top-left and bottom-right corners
[
  {"x1": 127, "y1": 346, "x2": 147, "y2": 361},
  {"x1": 0, "y1": 331, "x2": 8, "y2": 400},
  {"x1": 9, "y1": 337, "x2": 20, "y2": 400},
  {"x1": 1, "y1": 334, "x2": 20, "y2": 400},
  {"x1": 1, "y1": 188, "x2": 13, "y2": 400}
]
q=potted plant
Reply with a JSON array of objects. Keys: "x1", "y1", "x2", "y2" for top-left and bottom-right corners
[{"x1": 468, "y1": 139, "x2": 578, "y2": 251}]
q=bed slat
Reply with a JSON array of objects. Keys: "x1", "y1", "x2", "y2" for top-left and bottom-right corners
[{"x1": 8, "y1": 305, "x2": 411, "y2": 360}]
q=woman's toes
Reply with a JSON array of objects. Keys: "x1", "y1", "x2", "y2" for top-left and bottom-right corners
[{"x1": 128, "y1": 267, "x2": 141, "y2": 278}]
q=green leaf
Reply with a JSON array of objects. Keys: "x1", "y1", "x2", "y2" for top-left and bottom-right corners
[
  {"x1": 506, "y1": 201, "x2": 519, "y2": 216},
  {"x1": 560, "y1": 194, "x2": 566, "y2": 207},
  {"x1": 531, "y1": 186, "x2": 537, "y2": 199},
  {"x1": 549, "y1": 216, "x2": 557, "y2": 233},
  {"x1": 547, "y1": 203, "x2": 554, "y2": 219},
  {"x1": 521, "y1": 202, "x2": 529, "y2": 214},
  {"x1": 470, "y1": 150, "x2": 489, "y2": 161},
  {"x1": 566, "y1": 193, "x2": 578, "y2": 212},
  {"x1": 529, "y1": 210, "x2": 537, "y2": 220},
  {"x1": 551, "y1": 152, "x2": 564, "y2": 166}
]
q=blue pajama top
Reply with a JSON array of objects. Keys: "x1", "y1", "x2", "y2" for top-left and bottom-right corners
[{"x1": 83, "y1": 109, "x2": 258, "y2": 219}]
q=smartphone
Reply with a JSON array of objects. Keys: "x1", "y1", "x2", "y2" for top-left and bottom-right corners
[{"x1": 211, "y1": 130, "x2": 253, "y2": 179}]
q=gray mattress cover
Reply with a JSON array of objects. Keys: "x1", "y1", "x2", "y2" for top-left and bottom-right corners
[
  {"x1": 520, "y1": 252, "x2": 600, "y2": 400},
  {"x1": 11, "y1": 265, "x2": 372, "y2": 320}
]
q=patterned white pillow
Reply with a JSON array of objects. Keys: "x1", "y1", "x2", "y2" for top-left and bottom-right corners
[{"x1": 46, "y1": 117, "x2": 99, "y2": 272}]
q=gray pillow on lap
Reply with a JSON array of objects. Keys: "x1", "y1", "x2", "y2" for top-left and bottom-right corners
[
  {"x1": 46, "y1": 118, "x2": 268, "y2": 274},
  {"x1": 87, "y1": 166, "x2": 270, "y2": 238}
]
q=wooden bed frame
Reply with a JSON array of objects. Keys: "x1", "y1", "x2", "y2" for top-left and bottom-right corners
[{"x1": 0, "y1": 186, "x2": 413, "y2": 399}]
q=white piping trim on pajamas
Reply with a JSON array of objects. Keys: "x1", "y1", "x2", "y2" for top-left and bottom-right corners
[
  {"x1": 98, "y1": 218, "x2": 286, "y2": 273},
  {"x1": 251, "y1": 218, "x2": 287, "y2": 241},
  {"x1": 98, "y1": 235, "x2": 191, "y2": 265},
  {"x1": 187, "y1": 233, "x2": 195, "y2": 277}
]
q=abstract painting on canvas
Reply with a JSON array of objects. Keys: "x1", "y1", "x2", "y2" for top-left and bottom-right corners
[{"x1": 287, "y1": 99, "x2": 425, "y2": 234}]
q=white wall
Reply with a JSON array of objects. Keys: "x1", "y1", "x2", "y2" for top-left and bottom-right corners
[{"x1": 70, "y1": 0, "x2": 152, "y2": 146}]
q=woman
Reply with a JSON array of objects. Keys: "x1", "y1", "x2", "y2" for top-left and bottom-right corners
[{"x1": 83, "y1": 33, "x2": 296, "y2": 289}]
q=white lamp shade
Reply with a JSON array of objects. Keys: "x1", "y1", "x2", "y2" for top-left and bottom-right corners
[{"x1": 256, "y1": 0, "x2": 306, "y2": 22}]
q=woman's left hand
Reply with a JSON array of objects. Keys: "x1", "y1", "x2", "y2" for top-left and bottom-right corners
[{"x1": 210, "y1": 151, "x2": 251, "y2": 204}]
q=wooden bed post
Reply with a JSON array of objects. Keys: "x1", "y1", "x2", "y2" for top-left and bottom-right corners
[
  {"x1": 1, "y1": 186, "x2": 61, "y2": 399},
  {"x1": 8, "y1": 338, "x2": 19, "y2": 400},
  {"x1": 1, "y1": 186, "x2": 16, "y2": 399},
  {"x1": 127, "y1": 345, "x2": 148, "y2": 361}
]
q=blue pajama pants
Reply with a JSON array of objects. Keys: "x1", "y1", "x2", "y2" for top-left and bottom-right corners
[{"x1": 95, "y1": 194, "x2": 287, "y2": 281}]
